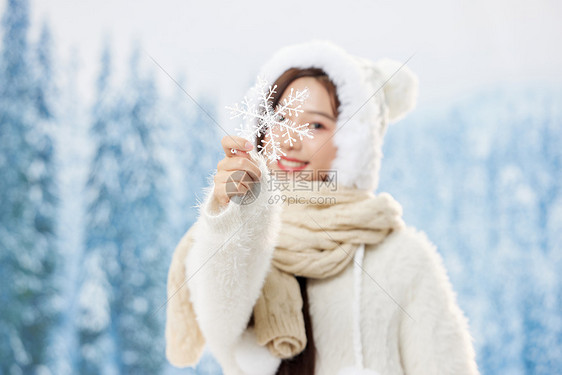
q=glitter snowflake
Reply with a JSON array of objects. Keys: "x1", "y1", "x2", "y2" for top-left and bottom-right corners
[{"x1": 225, "y1": 76, "x2": 314, "y2": 162}]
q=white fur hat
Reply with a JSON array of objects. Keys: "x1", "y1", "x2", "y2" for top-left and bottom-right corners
[{"x1": 246, "y1": 39, "x2": 419, "y2": 192}]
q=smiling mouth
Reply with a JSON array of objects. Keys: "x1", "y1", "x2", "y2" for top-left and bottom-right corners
[{"x1": 277, "y1": 158, "x2": 309, "y2": 170}]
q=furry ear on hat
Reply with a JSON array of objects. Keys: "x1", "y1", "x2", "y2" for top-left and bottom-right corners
[{"x1": 372, "y1": 58, "x2": 419, "y2": 123}]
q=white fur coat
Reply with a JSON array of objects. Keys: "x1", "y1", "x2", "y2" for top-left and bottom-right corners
[{"x1": 180, "y1": 157, "x2": 480, "y2": 375}]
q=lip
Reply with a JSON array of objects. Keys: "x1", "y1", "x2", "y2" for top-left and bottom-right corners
[
  {"x1": 281, "y1": 155, "x2": 308, "y2": 163},
  {"x1": 277, "y1": 156, "x2": 309, "y2": 171}
]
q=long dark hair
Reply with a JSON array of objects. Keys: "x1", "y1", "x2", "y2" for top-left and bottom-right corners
[{"x1": 255, "y1": 67, "x2": 340, "y2": 375}]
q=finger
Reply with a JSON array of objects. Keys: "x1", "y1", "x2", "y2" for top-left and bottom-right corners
[
  {"x1": 217, "y1": 157, "x2": 261, "y2": 182},
  {"x1": 214, "y1": 169, "x2": 256, "y2": 190},
  {"x1": 214, "y1": 174, "x2": 252, "y2": 200},
  {"x1": 221, "y1": 135, "x2": 254, "y2": 158},
  {"x1": 212, "y1": 185, "x2": 238, "y2": 207},
  {"x1": 216, "y1": 165, "x2": 260, "y2": 195},
  {"x1": 217, "y1": 157, "x2": 261, "y2": 179},
  {"x1": 225, "y1": 179, "x2": 251, "y2": 196}
]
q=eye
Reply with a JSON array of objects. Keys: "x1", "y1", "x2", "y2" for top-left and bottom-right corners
[{"x1": 308, "y1": 122, "x2": 324, "y2": 130}]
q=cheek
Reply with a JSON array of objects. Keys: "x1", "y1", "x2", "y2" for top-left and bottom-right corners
[{"x1": 310, "y1": 133, "x2": 336, "y2": 159}]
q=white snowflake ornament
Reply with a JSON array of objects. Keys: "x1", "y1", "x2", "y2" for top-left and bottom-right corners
[{"x1": 226, "y1": 76, "x2": 314, "y2": 162}]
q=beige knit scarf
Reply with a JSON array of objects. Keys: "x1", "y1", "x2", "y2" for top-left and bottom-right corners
[
  {"x1": 164, "y1": 180, "x2": 404, "y2": 367},
  {"x1": 251, "y1": 180, "x2": 405, "y2": 359}
]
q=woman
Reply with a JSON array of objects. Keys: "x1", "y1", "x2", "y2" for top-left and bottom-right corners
[{"x1": 165, "y1": 40, "x2": 480, "y2": 375}]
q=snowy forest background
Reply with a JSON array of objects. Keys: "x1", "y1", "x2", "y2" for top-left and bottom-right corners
[{"x1": 0, "y1": 0, "x2": 561, "y2": 374}]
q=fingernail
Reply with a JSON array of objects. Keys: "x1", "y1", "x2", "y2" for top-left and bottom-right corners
[{"x1": 245, "y1": 141, "x2": 253, "y2": 150}]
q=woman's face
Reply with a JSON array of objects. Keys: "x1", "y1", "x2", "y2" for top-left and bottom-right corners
[{"x1": 263, "y1": 76, "x2": 338, "y2": 181}]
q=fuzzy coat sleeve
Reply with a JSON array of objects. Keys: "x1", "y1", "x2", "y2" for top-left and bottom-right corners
[
  {"x1": 398, "y1": 231, "x2": 480, "y2": 375},
  {"x1": 184, "y1": 153, "x2": 282, "y2": 374}
]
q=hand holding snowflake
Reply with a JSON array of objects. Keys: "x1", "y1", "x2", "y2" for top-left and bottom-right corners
[{"x1": 225, "y1": 76, "x2": 314, "y2": 162}]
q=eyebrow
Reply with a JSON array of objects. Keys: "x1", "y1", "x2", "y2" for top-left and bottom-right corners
[{"x1": 304, "y1": 110, "x2": 337, "y2": 122}]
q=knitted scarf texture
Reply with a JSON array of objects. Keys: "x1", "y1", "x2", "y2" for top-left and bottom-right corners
[{"x1": 252, "y1": 179, "x2": 404, "y2": 358}]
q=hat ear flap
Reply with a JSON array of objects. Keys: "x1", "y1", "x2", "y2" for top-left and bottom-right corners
[{"x1": 372, "y1": 58, "x2": 419, "y2": 123}]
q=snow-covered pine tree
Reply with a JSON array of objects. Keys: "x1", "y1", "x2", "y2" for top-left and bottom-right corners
[
  {"x1": 510, "y1": 90, "x2": 562, "y2": 375},
  {"x1": 109, "y1": 44, "x2": 169, "y2": 374},
  {"x1": 157, "y1": 70, "x2": 224, "y2": 375},
  {"x1": 79, "y1": 42, "x2": 170, "y2": 374},
  {"x1": 157, "y1": 73, "x2": 198, "y2": 241},
  {"x1": 0, "y1": 1, "x2": 60, "y2": 372},
  {"x1": 78, "y1": 42, "x2": 118, "y2": 375},
  {"x1": 29, "y1": 19, "x2": 63, "y2": 374},
  {"x1": 189, "y1": 93, "x2": 223, "y2": 211},
  {"x1": 48, "y1": 47, "x2": 89, "y2": 375}
]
